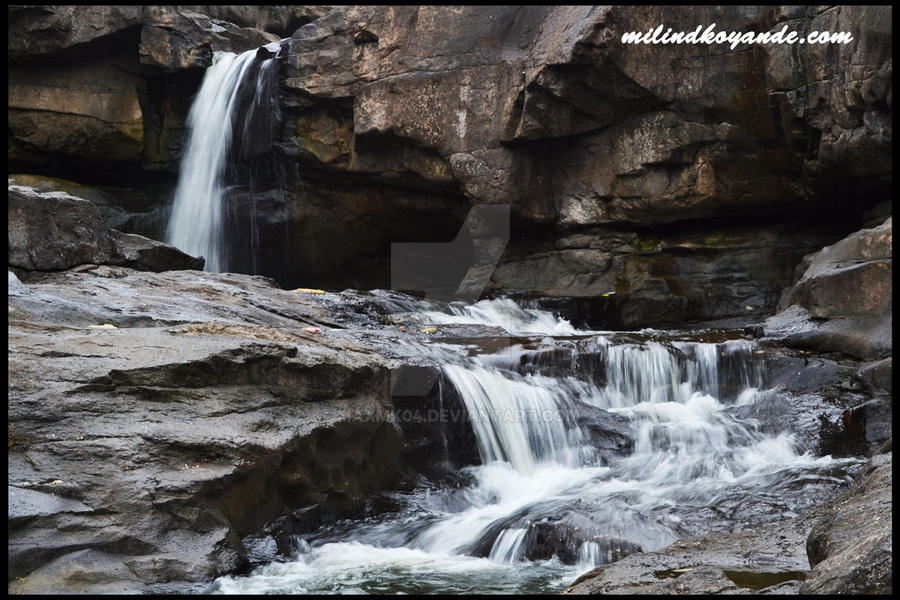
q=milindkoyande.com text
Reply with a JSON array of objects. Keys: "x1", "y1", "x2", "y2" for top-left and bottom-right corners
[{"x1": 622, "y1": 23, "x2": 853, "y2": 49}]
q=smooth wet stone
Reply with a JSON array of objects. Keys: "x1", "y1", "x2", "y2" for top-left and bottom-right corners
[{"x1": 802, "y1": 452, "x2": 893, "y2": 594}]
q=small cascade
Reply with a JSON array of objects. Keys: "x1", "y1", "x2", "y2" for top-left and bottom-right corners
[
  {"x1": 168, "y1": 43, "x2": 285, "y2": 273},
  {"x1": 441, "y1": 364, "x2": 584, "y2": 472},
  {"x1": 576, "y1": 541, "x2": 602, "y2": 568},
  {"x1": 212, "y1": 298, "x2": 861, "y2": 595},
  {"x1": 419, "y1": 297, "x2": 583, "y2": 336},
  {"x1": 488, "y1": 528, "x2": 527, "y2": 563}
]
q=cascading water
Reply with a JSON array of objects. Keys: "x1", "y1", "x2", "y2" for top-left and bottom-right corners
[
  {"x1": 167, "y1": 44, "x2": 283, "y2": 273},
  {"x1": 211, "y1": 299, "x2": 862, "y2": 594}
]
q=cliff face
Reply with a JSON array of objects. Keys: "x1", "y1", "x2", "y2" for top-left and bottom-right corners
[{"x1": 7, "y1": 5, "x2": 892, "y2": 326}]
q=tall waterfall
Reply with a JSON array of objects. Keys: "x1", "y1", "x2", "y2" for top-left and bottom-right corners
[
  {"x1": 212, "y1": 299, "x2": 860, "y2": 595},
  {"x1": 167, "y1": 49, "x2": 273, "y2": 272}
]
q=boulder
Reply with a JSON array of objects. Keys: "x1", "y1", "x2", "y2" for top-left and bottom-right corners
[
  {"x1": 758, "y1": 218, "x2": 892, "y2": 360},
  {"x1": 8, "y1": 185, "x2": 122, "y2": 271},
  {"x1": 8, "y1": 184, "x2": 202, "y2": 273},
  {"x1": 802, "y1": 452, "x2": 892, "y2": 594},
  {"x1": 855, "y1": 357, "x2": 892, "y2": 394},
  {"x1": 8, "y1": 267, "x2": 409, "y2": 593},
  {"x1": 7, "y1": 174, "x2": 172, "y2": 240},
  {"x1": 111, "y1": 229, "x2": 204, "y2": 272}
]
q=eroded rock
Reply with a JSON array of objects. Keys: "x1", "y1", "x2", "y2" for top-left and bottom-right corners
[
  {"x1": 802, "y1": 452, "x2": 893, "y2": 594},
  {"x1": 7, "y1": 268, "x2": 408, "y2": 593},
  {"x1": 8, "y1": 184, "x2": 201, "y2": 273},
  {"x1": 759, "y1": 218, "x2": 892, "y2": 360}
]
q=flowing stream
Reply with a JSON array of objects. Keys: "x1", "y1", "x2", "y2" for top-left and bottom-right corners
[{"x1": 211, "y1": 298, "x2": 860, "y2": 594}]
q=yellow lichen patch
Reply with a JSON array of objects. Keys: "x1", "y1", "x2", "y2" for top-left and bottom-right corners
[
  {"x1": 87, "y1": 323, "x2": 117, "y2": 329},
  {"x1": 293, "y1": 288, "x2": 326, "y2": 294},
  {"x1": 421, "y1": 327, "x2": 437, "y2": 333},
  {"x1": 173, "y1": 322, "x2": 307, "y2": 342}
]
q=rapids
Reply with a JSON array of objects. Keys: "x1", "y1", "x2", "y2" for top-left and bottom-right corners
[{"x1": 210, "y1": 298, "x2": 860, "y2": 594}]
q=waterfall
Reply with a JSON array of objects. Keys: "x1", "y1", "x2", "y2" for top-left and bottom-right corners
[
  {"x1": 488, "y1": 528, "x2": 527, "y2": 563},
  {"x1": 212, "y1": 299, "x2": 860, "y2": 595},
  {"x1": 441, "y1": 365, "x2": 584, "y2": 472},
  {"x1": 167, "y1": 47, "x2": 279, "y2": 273}
]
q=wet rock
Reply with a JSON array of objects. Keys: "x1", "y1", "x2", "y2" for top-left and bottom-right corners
[
  {"x1": 8, "y1": 184, "x2": 202, "y2": 273},
  {"x1": 802, "y1": 452, "x2": 892, "y2": 594},
  {"x1": 8, "y1": 267, "x2": 408, "y2": 594},
  {"x1": 8, "y1": 185, "x2": 121, "y2": 270},
  {"x1": 565, "y1": 508, "x2": 823, "y2": 594},
  {"x1": 854, "y1": 357, "x2": 892, "y2": 394},
  {"x1": 840, "y1": 399, "x2": 892, "y2": 457},
  {"x1": 391, "y1": 365, "x2": 482, "y2": 477},
  {"x1": 111, "y1": 229, "x2": 204, "y2": 272},
  {"x1": 759, "y1": 218, "x2": 892, "y2": 360},
  {"x1": 522, "y1": 513, "x2": 642, "y2": 565},
  {"x1": 574, "y1": 405, "x2": 634, "y2": 464},
  {"x1": 138, "y1": 7, "x2": 281, "y2": 71}
]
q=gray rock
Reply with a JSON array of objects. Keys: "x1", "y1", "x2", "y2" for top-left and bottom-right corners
[
  {"x1": 802, "y1": 452, "x2": 892, "y2": 594},
  {"x1": 8, "y1": 185, "x2": 122, "y2": 270},
  {"x1": 759, "y1": 219, "x2": 892, "y2": 360},
  {"x1": 855, "y1": 357, "x2": 892, "y2": 394},
  {"x1": 111, "y1": 229, "x2": 204, "y2": 272},
  {"x1": 565, "y1": 510, "x2": 819, "y2": 594},
  {"x1": 8, "y1": 267, "x2": 415, "y2": 593},
  {"x1": 8, "y1": 183, "x2": 203, "y2": 274}
]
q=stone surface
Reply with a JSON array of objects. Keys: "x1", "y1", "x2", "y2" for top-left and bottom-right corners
[
  {"x1": 8, "y1": 56, "x2": 146, "y2": 167},
  {"x1": 7, "y1": 267, "x2": 414, "y2": 593},
  {"x1": 759, "y1": 218, "x2": 893, "y2": 360},
  {"x1": 564, "y1": 450, "x2": 891, "y2": 596},
  {"x1": 7, "y1": 6, "x2": 143, "y2": 59},
  {"x1": 8, "y1": 185, "x2": 122, "y2": 271},
  {"x1": 7, "y1": 174, "x2": 172, "y2": 239},
  {"x1": 855, "y1": 357, "x2": 892, "y2": 394},
  {"x1": 564, "y1": 509, "x2": 821, "y2": 594},
  {"x1": 802, "y1": 452, "x2": 892, "y2": 594},
  {"x1": 111, "y1": 229, "x2": 205, "y2": 272},
  {"x1": 8, "y1": 183, "x2": 201, "y2": 273}
]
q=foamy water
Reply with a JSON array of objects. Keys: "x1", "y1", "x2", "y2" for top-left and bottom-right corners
[{"x1": 210, "y1": 299, "x2": 861, "y2": 594}]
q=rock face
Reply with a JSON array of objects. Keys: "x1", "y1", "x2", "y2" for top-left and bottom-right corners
[
  {"x1": 564, "y1": 452, "x2": 893, "y2": 595},
  {"x1": 758, "y1": 218, "x2": 892, "y2": 360},
  {"x1": 8, "y1": 184, "x2": 203, "y2": 272},
  {"x1": 8, "y1": 267, "x2": 412, "y2": 593},
  {"x1": 7, "y1": 6, "x2": 892, "y2": 328},
  {"x1": 564, "y1": 508, "x2": 819, "y2": 594},
  {"x1": 802, "y1": 451, "x2": 892, "y2": 594},
  {"x1": 8, "y1": 185, "x2": 122, "y2": 271},
  {"x1": 273, "y1": 5, "x2": 891, "y2": 320}
]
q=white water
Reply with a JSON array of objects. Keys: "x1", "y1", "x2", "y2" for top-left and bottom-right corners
[
  {"x1": 212, "y1": 299, "x2": 860, "y2": 595},
  {"x1": 167, "y1": 50, "x2": 259, "y2": 272},
  {"x1": 418, "y1": 298, "x2": 584, "y2": 336}
]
